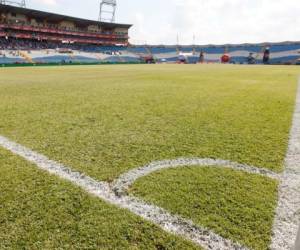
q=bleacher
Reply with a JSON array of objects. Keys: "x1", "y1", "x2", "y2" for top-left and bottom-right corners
[
  {"x1": 0, "y1": 37, "x2": 141, "y2": 64},
  {"x1": 0, "y1": 49, "x2": 25, "y2": 64},
  {"x1": 0, "y1": 3, "x2": 299, "y2": 65},
  {"x1": 127, "y1": 47, "x2": 149, "y2": 54},
  {"x1": 0, "y1": 3, "x2": 137, "y2": 64},
  {"x1": 149, "y1": 47, "x2": 177, "y2": 54},
  {"x1": 137, "y1": 43, "x2": 300, "y2": 64},
  {"x1": 1, "y1": 38, "x2": 299, "y2": 65},
  {"x1": 0, "y1": 55, "x2": 25, "y2": 64}
]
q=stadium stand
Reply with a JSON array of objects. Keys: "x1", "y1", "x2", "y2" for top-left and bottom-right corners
[
  {"x1": 0, "y1": 4, "x2": 299, "y2": 65},
  {"x1": 0, "y1": 3, "x2": 142, "y2": 64},
  {"x1": 142, "y1": 44, "x2": 300, "y2": 64}
]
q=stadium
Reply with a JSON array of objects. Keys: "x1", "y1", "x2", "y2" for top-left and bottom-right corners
[
  {"x1": 0, "y1": 1, "x2": 300, "y2": 65},
  {"x1": 0, "y1": 1, "x2": 300, "y2": 250}
]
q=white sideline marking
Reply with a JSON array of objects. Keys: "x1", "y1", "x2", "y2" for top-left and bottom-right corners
[
  {"x1": 0, "y1": 78, "x2": 299, "y2": 250},
  {"x1": 112, "y1": 158, "x2": 280, "y2": 195},
  {"x1": 0, "y1": 135, "x2": 248, "y2": 250},
  {"x1": 271, "y1": 79, "x2": 300, "y2": 250}
]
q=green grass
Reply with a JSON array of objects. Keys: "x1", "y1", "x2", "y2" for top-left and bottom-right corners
[
  {"x1": 131, "y1": 166, "x2": 278, "y2": 250},
  {"x1": 0, "y1": 148, "x2": 199, "y2": 249},
  {"x1": 0, "y1": 65, "x2": 298, "y2": 182},
  {"x1": 0, "y1": 64, "x2": 299, "y2": 249}
]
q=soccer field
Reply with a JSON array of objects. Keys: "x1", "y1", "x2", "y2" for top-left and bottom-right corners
[{"x1": 0, "y1": 64, "x2": 299, "y2": 249}]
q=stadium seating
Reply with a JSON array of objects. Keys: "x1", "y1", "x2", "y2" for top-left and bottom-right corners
[
  {"x1": 1, "y1": 4, "x2": 298, "y2": 65},
  {"x1": 144, "y1": 44, "x2": 300, "y2": 64},
  {"x1": 127, "y1": 47, "x2": 149, "y2": 54},
  {"x1": 1, "y1": 37, "x2": 299, "y2": 65},
  {"x1": 149, "y1": 47, "x2": 177, "y2": 54},
  {"x1": 0, "y1": 49, "x2": 26, "y2": 64},
  {"x1": 0, "y1": 56, "x2": 25, "y2": 64}
]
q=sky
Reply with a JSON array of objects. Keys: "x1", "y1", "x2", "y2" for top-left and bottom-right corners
[{"x1": 26, "y1": 0, "x2": 299, "y2": 45}]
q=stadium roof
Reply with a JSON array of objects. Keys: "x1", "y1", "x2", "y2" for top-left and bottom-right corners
[{"x1": 0, "y1": 4, "x2": 132, "y2": 29}]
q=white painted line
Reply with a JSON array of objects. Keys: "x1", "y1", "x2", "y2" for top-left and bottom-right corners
[
  {"x1": 0, "y1": 135, "x2": 248, "y2": 250},
  {"x1": 1, "y1": 78, "x2": 299, "y2": 250},
  {"x1": 271, "y1": 79, "x2": 300, "y2": 250},
  {"x1": 295, "y1": 225, "x2": 300, "y2": 250},
  {"x1": 112, "y1": 158, "x2": 280, "y2": 195}
]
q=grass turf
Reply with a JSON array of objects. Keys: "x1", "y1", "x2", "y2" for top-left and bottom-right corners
[
  {"x1": 0, "y1": 64, "x2": 299, "y2": 248},
  {"x1": 0, "y1": 65, "x2": 298, "y2": 182},
  {"x1": 0, "y1": 147, "x2": 199, "y2": 249},
  {"x1": 131, "y1": 166, "x2": 278, "y2": 250}
]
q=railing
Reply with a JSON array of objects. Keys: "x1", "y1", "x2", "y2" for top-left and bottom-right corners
[
  {"x1": 0, "y1": 23, "x2": 129, "y2": 40},
  {"x1": 0, "y1": 31, "x2": 128, "y2": 46}
]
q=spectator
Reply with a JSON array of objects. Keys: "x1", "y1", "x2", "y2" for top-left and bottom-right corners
[
  {"x1": 263, "y1": 47, "x2": 270, "y2": 64},
  {"x1": 199, "y1": 50, "x2": 204, "y2": 63},
  {"x1": 247, "y1": 52, "x2": 256, "y2": 64}
]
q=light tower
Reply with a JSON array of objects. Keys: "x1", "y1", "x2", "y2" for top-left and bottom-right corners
[
  {"x1": 99, "y1": 0, "x2": 117, "y2": 23},
  {"x1": 0, "y1": 0, "x2": 26, "y2": 7}
]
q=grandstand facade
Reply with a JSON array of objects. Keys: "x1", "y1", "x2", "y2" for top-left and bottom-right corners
[{"x1": 0, "y1": 4, "x2": 131, "y2": 46}]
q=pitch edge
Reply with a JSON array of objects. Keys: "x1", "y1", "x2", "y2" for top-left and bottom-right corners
[{"x1": 270, "y1": 78, "x2": 300, "y2": 250}]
